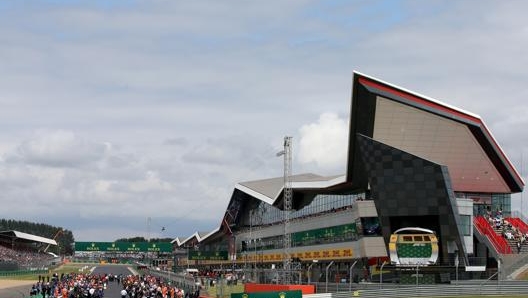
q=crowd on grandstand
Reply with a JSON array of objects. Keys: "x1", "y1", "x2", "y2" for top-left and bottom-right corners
[
  {"x1": 0, "y1": 244, "x2": 54, "y2": 269},
  {"x1": 486, "y1": 211, "x2": 528, "y2": 253}
]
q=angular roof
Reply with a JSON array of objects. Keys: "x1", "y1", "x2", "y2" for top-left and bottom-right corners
[
  {"x1": 0, "y1": 230, "x2": 57, "y2": 246},
  {"x1": 170, "y1": 237, "x2": 185, "y2": 246},
  {"x1": 171, "y1": 228, "x2": 221, "y2": 248},
  {"x1": 348, "y1": 71, "x2": 524, "y2": 193},
  {"x1": 178, "y1": 174, "x2": 346, "y2": 247},
  {"x1": 236, "y1": 173, "x2": 346, "y2": 205}
]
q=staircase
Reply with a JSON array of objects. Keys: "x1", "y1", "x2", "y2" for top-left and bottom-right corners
[
  {"x1": 474, "y1": 216, "x2": 528, "y2": 279},
  {"x1": 474, "y1": 215, "x2": 528, "y2": 254},
  {"x1": 492, "y1": 228, "x2": 528, "y2": 254},
  {"x1": 473, "y1": 216, "x2": 511, "y2": 254},
  {"x1": 491, "y1": 217, "x2": 528, "y2": 254}
]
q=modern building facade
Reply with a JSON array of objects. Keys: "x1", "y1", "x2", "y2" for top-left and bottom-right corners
[{"x1": 172, "y1": 72, "x2": 525, "y2": 284}]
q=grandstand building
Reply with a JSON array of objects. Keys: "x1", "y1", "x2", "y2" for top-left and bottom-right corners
[
  {"x1": 171, "y1": 72, "x2": 525, "y2": 284},
  {"x1": 0, "y1": 230, "x2": 58, "y2": 271}
]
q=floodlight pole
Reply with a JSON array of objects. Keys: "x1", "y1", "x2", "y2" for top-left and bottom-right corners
[{"x1": 277, "y1": 136, "x2": 292, "y2": 284}]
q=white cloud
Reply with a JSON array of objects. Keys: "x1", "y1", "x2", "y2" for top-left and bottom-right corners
[
  {"x1": 15, "y1": 130, "x2": 106, "y2": 167},
  {"x1": 297, "y1": 113, "x2": 348, "y2": 174},
  {"x1": 128, "y1": 171, "x2": 172, "y2": 193}
]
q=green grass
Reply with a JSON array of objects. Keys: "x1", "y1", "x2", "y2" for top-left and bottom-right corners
[
  {"x1": 205, "y1": 283, "x2": 245, "y2": 298},
  {"x1": 0, "y1": 263, "x2": 88, "y2": 281}
]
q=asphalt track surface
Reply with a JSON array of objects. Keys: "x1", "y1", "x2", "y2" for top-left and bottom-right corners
[{"x1": 0, "y1": 265, "x2": 134, "y2": 298}]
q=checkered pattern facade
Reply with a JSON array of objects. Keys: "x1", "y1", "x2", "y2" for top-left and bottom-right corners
[
  {"x1": 397, "y1": 243, "x2": 432, "y2": 258},
  {"x1": 356, "y1": 133, "x2": 466, "y2": 262}
]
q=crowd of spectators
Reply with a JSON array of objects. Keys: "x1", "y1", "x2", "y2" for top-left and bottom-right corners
[
  {"x1": 120, "y1": 274, "x2": 200, "y2": 298},
  {"x1": 486, "y1": 211, "x2": 528, "y2": 253},
  {"x1": 28, "y1": 272, "x2": 201, "y2": 298},
  {"x1": 0, "y1": 244, "x2": 54, "y2": 269},
  {"x1": 29, "y1": 273, "x2": 106, "y2": 298}
]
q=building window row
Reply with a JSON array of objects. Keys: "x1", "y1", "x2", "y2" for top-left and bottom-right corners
[{"x1": 250, "y1": 193, "x2": 363, "y2": 227}]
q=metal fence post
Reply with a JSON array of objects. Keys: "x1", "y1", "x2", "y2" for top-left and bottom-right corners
[
  {"x1": 349, "y1": 260, "x2": 357, "y2": 292},
  {"x1": 380, "y1": 261, "x2": 387, "y2": 289},
  {"x1": 325, "y1": 261, "x2": 334, "y2": 293}
]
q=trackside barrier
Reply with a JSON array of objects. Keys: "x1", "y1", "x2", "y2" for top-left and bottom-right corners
[
  {"x1": 149, "y1": 268, "x2": 202, "y2": 296},
  {"x1": 244, "y1": 283, "x2": 315, "y2": 295},
  {"x1": 304, "y1": 280, "x2": 528, "y2": 298},
  {"x1": 0, "y1": 269, "x2": 48, "y2": 277},
  {"x1": 303, "y1": 294, "x2": 331, "y2": 298}
]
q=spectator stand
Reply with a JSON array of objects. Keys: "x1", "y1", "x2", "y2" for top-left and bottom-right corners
[{"x1": 0, "y1": 230, "x2": 59, "y2": 274}]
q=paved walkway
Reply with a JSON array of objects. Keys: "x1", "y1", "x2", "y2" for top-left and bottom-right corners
[{"x1": 0, "y1": 281, "x2": 35, "y2": 298}]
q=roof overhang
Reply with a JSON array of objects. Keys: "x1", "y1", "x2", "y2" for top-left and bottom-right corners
[
  {"x1": 235, "y1": 173, "x2": 347, "y2": 206},
  {"x1": 348, "y1": 71, "x2": 524, "y2": 193},
  {"x1": 0, "y1": 230, "x2": 57, "y2": 246}
]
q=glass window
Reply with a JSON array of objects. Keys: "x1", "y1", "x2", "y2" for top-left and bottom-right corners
[
  {"x1": 492, "y1": 193, "x2": 511, "y2": 217},
  {"x1": 459, "y1": 215, "x2": 471, "y2": 236},
  {"x1": 361, "y1": 217, "x2": 381, "y2": 236},
  {"x1": 252, "y1": 193, "x2": 360, "y2": 226}
]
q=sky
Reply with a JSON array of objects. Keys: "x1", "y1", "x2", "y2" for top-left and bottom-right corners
[{"x1": 0, "y1": 0, "x2": 527, "y2": 242}]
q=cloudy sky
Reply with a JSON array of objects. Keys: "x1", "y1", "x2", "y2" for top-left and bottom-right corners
[{"x1": 0, "y1": 0, "x2": 527, "y2": 242}]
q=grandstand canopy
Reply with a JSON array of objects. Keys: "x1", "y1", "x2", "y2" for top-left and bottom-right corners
[
  {"x1": 0, "y1": 230, "x2": 57, "y2": 246},
  {"x1": 236, "y1": 173, "x2": 345, "y2": 207}
]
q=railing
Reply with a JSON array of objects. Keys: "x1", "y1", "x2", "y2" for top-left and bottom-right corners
[
  {"x1": 303, "y1": 281, "x2": 528, "y2": 298},
  {"x1": 149, "y1": 268, "x2": 202, "y2": 294},
  {"x1": 506, "y1": 217, "x2": 528, "y2": 234},
  {"x1": 511, "y1": 210, "x2": 528, "y2": 223},
  {"x1": 0, "y1": 268, "x2": 49, "y2": 277},
  {"x1": 473, "y1": 216, "x2": 512, "y2": 254}
]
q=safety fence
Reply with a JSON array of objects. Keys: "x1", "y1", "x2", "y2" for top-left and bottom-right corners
[
  {"x1": 0, "y1": 269, "x2": 48, "y2": 277},
  {"x1": 305, "y1": 280, "x2": 528, "y2": 298}
]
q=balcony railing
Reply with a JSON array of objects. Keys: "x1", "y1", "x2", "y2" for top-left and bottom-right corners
[
  {"x1": 505, "y1": 217, "x2": 528, "y2": 234},
  {"x1": 473, "y1": 216, "x2": 512, "y2": 254}
]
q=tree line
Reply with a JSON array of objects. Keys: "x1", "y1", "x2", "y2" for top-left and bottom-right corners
[{"x1": 115, "y1": 236, "x2": 173, "y2": 243}]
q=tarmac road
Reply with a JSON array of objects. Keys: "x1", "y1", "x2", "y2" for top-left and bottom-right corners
[
  {"x1": 0, "y1": 283, "x2": 31, "y2": 298},
  {"x1": 93, "y1": 264, "x2": 135, "y2": 298},
  {"x1": 0, "y1": 264, "x2": 135, "y2": 298}
]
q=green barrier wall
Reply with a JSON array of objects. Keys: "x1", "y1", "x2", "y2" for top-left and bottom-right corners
[
  {"x1": 400, "y1": 273, "x2": 435, "y2": 284},
  {"x1": 0, "y1": 269, "x2": 48, "y2": 277},
  {"x1": 231, "y1": 290, "x2": 302, "y2": 298}
]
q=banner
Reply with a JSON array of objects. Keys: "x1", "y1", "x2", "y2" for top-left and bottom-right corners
[
  {"x1": 241, "y1": 248, "x2": 353, "y2": 262},
  {"x1": 75, "y1": 242, "x2": 172, "y2": 253},
  {"x1": 189, "y1": 251, "x2": 229, "y2": 260}
]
